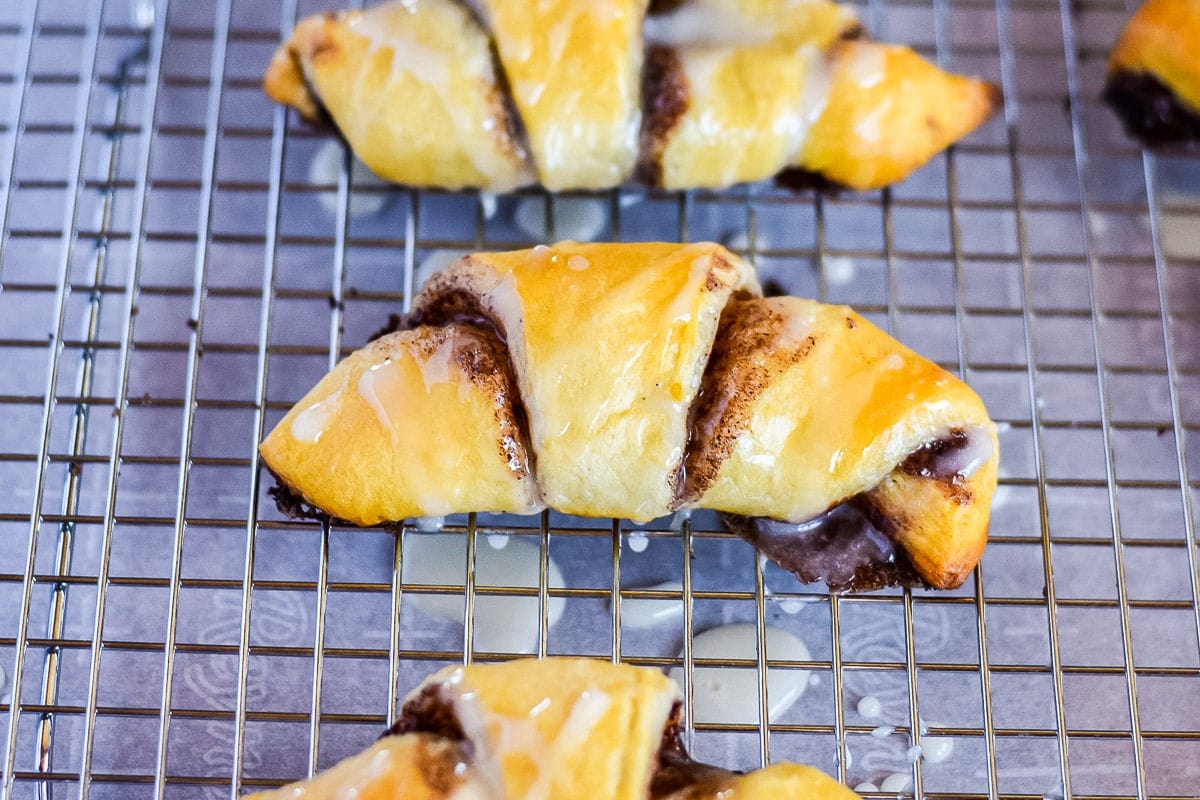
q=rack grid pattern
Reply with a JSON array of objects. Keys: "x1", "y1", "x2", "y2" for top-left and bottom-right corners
[{"x1": 0, "y1": 1, "x2": 1198, "y2": 799}]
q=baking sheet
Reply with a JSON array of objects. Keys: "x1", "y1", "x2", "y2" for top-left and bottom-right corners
[{"x1": 0, "y1": 0, "x2": 1198, "y2": 798}]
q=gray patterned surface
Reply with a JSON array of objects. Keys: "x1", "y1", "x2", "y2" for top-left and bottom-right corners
[{"x1": 0, "y1": 1, "x2": 1198, "y2": 799}]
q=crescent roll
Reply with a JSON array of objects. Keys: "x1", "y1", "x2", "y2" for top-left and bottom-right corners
[
  {"x1": 264, "y1": 0, "x2": 1000, "y2": 192},
  {"x1": 260, "y1": 242, "x2": 999, "y2": 590},
  {"x1": 244, "y1": 658, "x2": 861, "y2": 800},
  {"x1": 1104, "y1": 0, "x2": 1200, "y2": 147}
]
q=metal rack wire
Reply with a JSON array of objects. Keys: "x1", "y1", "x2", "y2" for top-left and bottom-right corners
[{"x1": 0, "y1": 0, "x2": 1197, "y2": 798}]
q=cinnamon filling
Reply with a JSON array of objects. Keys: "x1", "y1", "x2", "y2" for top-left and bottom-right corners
[
  {"x1": 649, "y1": 710, "x2": 739, "y2": 799},
  {"x1": 1104, "y1": 69, "x2": 1200, "y2": 147},
  {"x1": 723, "y1": 427, "x2": 988, "y2": 593},
  {"x1": 724, "y1": 502, "x2": 923, "y2": 593},
  {"x1": 391, "y1": 692, "x2": 746, "y2": 799}
]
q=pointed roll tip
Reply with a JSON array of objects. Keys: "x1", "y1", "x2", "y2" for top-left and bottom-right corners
[
  {"x1": 794, "y1": 42, "x2": 1003, "y2": 191},
  {"x1": 262, "y1": 13, "x2": 341, "y2": 122},
  {"x1": 262, "y1": 42, "x2": 312, "y2": 116}
]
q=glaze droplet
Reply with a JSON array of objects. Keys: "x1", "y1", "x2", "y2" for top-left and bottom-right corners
[
  {"x1": 921, "y1": 736, "x2": 954, "y2": 764},
  {"x1": 614, "y1": 580, "x2": 684, "y2": 631},
  {"x1": 670, "y1": 623, "x2": 810, "y2": 725},
  {"x1": 401, "y1": 534, "x2": 565, "y2": 653},
  {"x1": 857, "y1": 695, "x2": 883, "y2": 719},
  {"x1": 627, "y1": 530, "x2": 649, "y2": 553},
  {"x1": 414, "y1": 516, "x2": 445, "y2": 532},
  {"x1": 290, "y1": 388, "x2": 344, "y2": 444},
  {"x1": 880, "y1": 772, "x2": 911, "y2": 793},
  {"x1": 308, "y1": 140, "x2": 388, "y2": 217}
]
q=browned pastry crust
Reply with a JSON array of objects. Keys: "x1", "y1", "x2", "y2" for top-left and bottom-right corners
[
  {"x1": 264, "y1": 2, "x2": 534, "y2": 190},
  {"x1": 1103, "y1": 0, "x2": 1200, "y2": 149},
  {"x1": 683, "y1": 293, "x2": 994, "y2": 590},
  {"x1": 265, "y1": 0, "x2": 999, "y2": 192},
  {"x1": 245, "y1": 658, "x2": 864, "y2": 800},
  {"x1": 261, "y1": 243, "x2": 999, "y2": 591},
  {"x1": 260, "y1": 323, "x2": 542, "y2": 526},
  {"x1": 682, "y1": 294, "x2": 810, "y2": 503}
]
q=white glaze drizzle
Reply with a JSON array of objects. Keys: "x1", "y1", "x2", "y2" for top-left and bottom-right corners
[
  {"x1": 670, "y1": 623, "x2": 810, "y2": 725},
  {"x1": 644, "y1": 3, "x2": 774, "y2": 47},
  {"x1": 936, "y1": 424, "x2": 996, "y2": 480},
  {"x1": 441, "y1": 677, "x2": 614, "y2": 800},
  {"x1": 792, "y1": 46, "x2": 832, "y2": 157},
  {"x1": 613, "y1": 580, "x2": 684, "y2": 630},
  {"x1": 880, "y1": 772, "x2": 912, "y2": 792},
  {"x1": 357, "y1": 362, "x2": 396, "y2": 437},
  {"x1": 922, "y1": 736, "x2": 954, "y2": 763},
  {"x1": 775, "y1": 300, "x2": 817, "y2": 349},
  {"x1": 662, "y1": 252, "x2": 712, "y2": 325},
  {"x1": 289, "y1": 386, "x2": 345, "y2": 444},
  {"x1": 417, "y1": 335, "x2": 457, "y2": 393},
  {"x1": 842, "y1": 41, "x2": 887, "y2": 89},
  {"x1": 853, "y1": 101, "x2": 889, "y2": 146},
  {"x1": 401, "y1": 534, "x2": 565, "y2": 653},
  {"x1": 346, "y1": 1, "x2": 526, "y2": 185},
  {"x1": 350, "y1": 5, "x2": 451, "y2": 90}
]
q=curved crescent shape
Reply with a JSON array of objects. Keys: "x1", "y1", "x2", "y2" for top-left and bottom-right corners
[
  {"x1": 243, "y1": 658, "x2": 863, "y2": 800},
  {"x1": 260, "y1": 242, "x2": 999, "y2": 591},
  {"x1": 263, "y1": 0, "x2": 999, "y2": 191}
]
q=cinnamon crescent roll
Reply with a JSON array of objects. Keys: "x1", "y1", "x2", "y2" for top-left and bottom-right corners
[
  {"x1": 1104, "y1": 0, "x2": 1200, "y2": 147},
  {"x1": 264, "y1": 0, "x2": 1000, "y2": 192},
  {"x1": 260, "y1": 242, "x2": 999, "y2": 591},
  {"x1": 243, "y1": 658, "x2": 861, "y2": 800}
]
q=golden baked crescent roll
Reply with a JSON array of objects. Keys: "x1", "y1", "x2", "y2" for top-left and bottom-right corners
[
  {"x1": 260, "y1": 242, "x2": 999, "y2": 590},
  {"x1": 243, "y1": 658, "x2": 862, "y2": 800},
  {"x1": 1104, "y1": 0, "x2": 1200, "y2": 147},
  {"x1": 395, "y1": 659, "x2": 680, "y2": 799},
  {"x1": 264, "y1": 0, "x2": 999, "y2": 192}
]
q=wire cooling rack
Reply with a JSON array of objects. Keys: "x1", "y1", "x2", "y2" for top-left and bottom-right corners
[{"x1": 1, "y1": 0, "x2": 1198, "y2": 798}]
